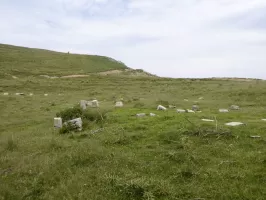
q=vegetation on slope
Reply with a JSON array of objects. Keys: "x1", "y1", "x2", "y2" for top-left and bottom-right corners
[
  {"x1": 0, "y1": 44, "x2": 128, "y2": 77},
  {"x1": 1, "y1": 72, "x2": 266, "y2": 199}
]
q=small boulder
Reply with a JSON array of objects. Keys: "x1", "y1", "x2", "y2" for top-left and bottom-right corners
[
  {"x1": 230, "y1": 105, "x2": 240, "y2": 110},
  {"x1": 199, "y1": 97, "x2": 204, "y2": 100},
  {"x1": 115, "y1": 101, "x2": 124, "y2": 107},
  {"x1": 65, "y1": 118, "x2": 82, "y2": 131},
  {"x1": 177, "y1": 109, "x2": 186, "y2": 113},
  {"x1": 3, "y1": 93, "x2": 9, "y2": 96},
  {"x1": 54, "y1": 117, "x2": 62, "y2": 128},
  {"x1": 80, "y1": 100, "x2": 87, "y2": 110},
  {"x1": 169, "y1": 105, "x2": 176, "y2": 109},
  {"x1": 15, "y1": 93, "x2": 24, "y2": 96},
  {"x1": 86, "y1": 101, "x2": 93, "y2": 107},
  {"x1": 202, "y1": 119, "x2": 214, "y2": 122},
  {"x1": 250, "y1": 136, "x2": 261, "y2": 138},
  {"x1": 157, "y1": 105, "x2": 167, "y2": 111},
  {"x1": 225, "y1": 122, "x2": 244, "y2": 126},
  {"x1": 29, "y1": 93, "x2": 33, "y2": 96},
  {"x1": 136, "y1": 113, "x2": 146, "y2": 117},
  {"x1": 219, "y1": 109, "x2": 229, "y2": 113},
  {"x1": 91, "y1": 100, "x2": 99, "y2": 108},
  {"x1": 44, "y1": 94, "x2": 48, "y2": 96},
  {"x1": 192, "y1": 105, "x2": 200, "y2": 111}
]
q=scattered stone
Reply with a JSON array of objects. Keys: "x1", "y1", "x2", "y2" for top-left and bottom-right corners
[
  {"x1": 91, "y1": 100, "x2": 99, "y2": 108},
  {"x1": 184, "y1": 99, "x2": 189, "y2": 101},
  {"x1": 187, "y1": 109, "x2": 195, "y2": 113},
  {"x1": 3, "y1": 93, "x2": 9, "y2": 96},
  {"x1": 157, "y1": 105, "x2": 167, "y2": 111},
  {"x1": 115, "y1": 101, "x2": 124, "y2": 107},
  {"x1": 12, "y1": 76, "x2": 18, "y2": 79},
  {"x1": 261, "y1": 119, "x2": 266, "y2": 121},
  {"x1": 86, "y1": 101, "x2": 93, "y2": 107},
  {"x1": 219, "y1": 109, "x2": 229, "y2": 113},
  {"x1": 44, "y1": 94, "x2": 48, "y2": 96},
  {"x1": 15, "y1": 93, "x2": 24, "y2": 96},
  {"x1": 65, "y1": 118, "x2": 82, "y2": 131},
  {"x1": 136, "y1": 113, "x2": 146, "y2": 117},
  {"x1": 202, "y1": 119, "x2": 214, "y2": 122},
  {"x1": 80, "y1": 100, "x2": 87, "y2": 110},
  {"x1": 225, "y1": 122, "x2": 245, "y2": 126},
  {"x1": 54, "y1": 117, "x2": 62, "y2": 128},
  {"x1": 169, "y1": 105, "x2": 176, "y2": 109},
  {"x1": 192, "y1": 105, "x2": 200, "y2": 111},
  {"x1": 177, "y1": 109, "x2": 186, "y2": 113},
  {"x1": 29, "y1": 93, "x2": 33, "y2": 96},
  {"x1": 250, "y1": 136, "x2": 261, "y2": 138},
  {"x1": 230, "y1": 105, "x2": 240, "y2": 110},
  {"x1": 199, "y1": 97, "x2": 204, "y2": 100},
  {"x1": 40, "y1": 75, "x2": 59, "y2": 79},
  {"x1": 150, "y1": 113, "x2": 156, "y2": 116}
]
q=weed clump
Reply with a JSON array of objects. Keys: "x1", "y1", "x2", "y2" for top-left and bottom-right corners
[{"x1": 56, "y1": 106, "x2": 109, "y2": 134}]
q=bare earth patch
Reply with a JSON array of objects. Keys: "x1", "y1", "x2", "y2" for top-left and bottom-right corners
[
  {"x1": 98, "y1": 70, "x2": 124, "y2": 75},
  {"x1": 60, "y1": 75, "x2": 90, "y2": 78}
]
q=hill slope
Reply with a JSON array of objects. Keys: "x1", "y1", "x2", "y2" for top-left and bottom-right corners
[{"x1": 0, "y1": 44, "x2": 129, "y2": 77}]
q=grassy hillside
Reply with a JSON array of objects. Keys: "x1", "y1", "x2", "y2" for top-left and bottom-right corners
[
  {"x1": 0, "y1": 44, "x2": 128, "y2": 77},
  {"x1": 1, "y1": 45, "x2": 266, "y2": 199}
]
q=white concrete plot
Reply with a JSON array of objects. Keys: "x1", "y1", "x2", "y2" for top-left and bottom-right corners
[
  {"x1": 219, "y1": 109, "x2": 229, "y2": 113},
  {"x1": 54, "y1": 117, "x2": 63, "y2": 128},
  {"x1": 150, "y1": 113, "x2": 156, "y2": 116},
  {"x1": 86, "y1": 101, "x2": 93, "y2": 107},
  {"x1": 187, "y1": 109, "x2": 195, "y2": 113},
  {"x1": 29, "y1": 93, "x2": 33, "y2": 96},
  {"x1": 65, "y1": 118, "x2": 83, "y2": 131},
  {"x1": 192, "y1": 105, "x2": 200, "y2": 111},
  {"x1": 115, "y1": 101, "x2": 124, "y2": 107},
  {"x1": 225, "y1": 122, "x2": 245, "y2": 126},
  {"x1": 80, "y1": 100, "x2": 87, "y2": 110},
  {"x1": 199, "y1": 97, "x2": 204, "y2": 100},
  {"x1": 202, "y1": 119, "x2": 215, "y2": 122},
  {"x1": 250, "y1": 136, "x2": 261, "y2": 138},
  {"x1": 262, "y1": 119, "x2": 266, "y2": 121},
  {"x1": 136, "y1": 113, "x2": 146, "y2": 117},
  {"x1": 92, "y1": 100, "x2": 99, "y2": 107},
  {"x1": 177, "y1": 109, "x2": 186, "y2": 113},
  {"x1": 230, "y1": 105, "x2": 240, "y2": 110},
  {"x1": 15, "y1": 93, "x2": 24, "y2": 96},
  {"x1": 3, "y1": 93, "x2": 9, "y2": 96},
  {"x1": 169, "y1": 105, "x2": 176, "y2": 108},
  {"x1": 44, "y1": 94, "x2": 48, "y2": 96},
  {"x1": 157, "y1": 105, "x2": 167, "y2": 111},
  {"x1": 184, "y1": 99, "x2": 189, "y2": 101}
]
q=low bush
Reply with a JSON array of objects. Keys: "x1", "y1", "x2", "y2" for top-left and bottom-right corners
[{"x1": 56, "y1": 106, "x2": 109, "y2": 134}]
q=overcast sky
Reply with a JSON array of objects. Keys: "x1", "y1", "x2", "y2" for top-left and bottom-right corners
[{"x1": 1, "y1": 0, "x2": 266, "y2": 78}]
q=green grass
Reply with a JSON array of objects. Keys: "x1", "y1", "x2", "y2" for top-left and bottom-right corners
[
  {"x1": 1, "y1": 45, "x2": 266, "y2": 199},
  {"x1": 0, "y1": 44, "x2": 128, "y2": 77}
]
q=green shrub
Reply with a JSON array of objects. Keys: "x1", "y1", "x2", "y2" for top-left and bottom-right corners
[
  {"x1": 59, "y1": 121, "x2": 81, "y2": 134},
  {"x1": 56, "y1": 106, "x2": 83, "y2": 122},
  {"x1": 56, "y1": 106, "x2": 109, "y2": 134}
]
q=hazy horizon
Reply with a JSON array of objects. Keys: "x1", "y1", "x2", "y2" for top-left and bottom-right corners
[{"x1": 1, "y1": 0, "x2": 266, "y2": 79}]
